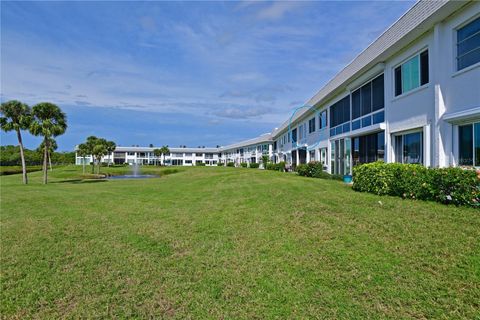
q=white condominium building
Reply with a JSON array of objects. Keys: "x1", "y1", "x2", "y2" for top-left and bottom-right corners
[{"x1": 77, "y1": 1, "x2": 480, "y2": 174}]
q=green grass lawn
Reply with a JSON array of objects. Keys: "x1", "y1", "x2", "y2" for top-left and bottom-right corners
[{"x1": 1, "y1": 166, "x2": 479, "y2": 319}]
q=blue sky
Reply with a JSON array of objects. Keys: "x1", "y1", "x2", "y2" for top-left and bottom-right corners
[{"x1": 1, "y1": 1, "x2": 414, "y2": 151}]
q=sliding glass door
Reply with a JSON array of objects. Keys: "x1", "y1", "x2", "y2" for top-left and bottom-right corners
[{"x1": 331, "y1": 138, "x2": 351, "y2": 175}]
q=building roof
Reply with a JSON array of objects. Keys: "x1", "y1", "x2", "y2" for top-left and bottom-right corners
[
  {"x1": 114, "y1": 146, "x2": 220, "y2": 153},
  {"x1": 219, "y1": 133, "x2": 272, "y2": 151}
]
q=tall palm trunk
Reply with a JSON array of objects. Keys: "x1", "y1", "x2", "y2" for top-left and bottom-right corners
[
  {"x1": 91, "y1": 158, "x2": 95, "y2": 174},
  {"x1": 48, "y1": 151, "x2": 53, "y2": 171},
  {"x1": 16, "y1": 129, "x2": 28, "y2": 184},
  {"x1": 43, "y1": 138, "x2": 48, "y2": 184},
  {"x1": 82, "y1": 157, "x2": 86, "y2": 174}
]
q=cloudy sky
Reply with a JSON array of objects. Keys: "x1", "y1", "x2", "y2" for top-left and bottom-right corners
[{"x1": 1, "y1": 1, "x2": 414, "y2": 151}]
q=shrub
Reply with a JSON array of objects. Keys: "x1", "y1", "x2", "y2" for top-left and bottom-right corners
[
  {"x1": 297, "y1": 161, "x2": 340, "y2": 180},
  {"x1": 196, "y1": 162, "x2": 206, "y2": 166},
  {"x1": 266, "y1": 161, "x2": 286, "y2": 172},
  {"x1": 217, "y1": 162, "x2": 224, "y2": 166},
  {"x1": 226, "y1": 162, "x2": 235, "y2": 167},
  {"x1": 352, "y1": 162, "x2": 480, "y2": 207},
  {"x1": 240, "y1": 162, "x2": 248, "y2": 168},
  {"x1": 249, "y1": 163, "x2": 259, "y2": 169}
]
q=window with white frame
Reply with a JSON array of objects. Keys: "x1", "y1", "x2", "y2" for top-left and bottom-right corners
[
  {"x1": 394, "y1": 131, "x2": 423, "y2": 164},
  {"x1": 457, "y1": 16, "x2": 480, "y2": 71},
  {"x1": 458, "y1": 122, "x2": 480, "y2": 166},
  {"x1": 394, "y1": 49, "x2": 429, "y2": 96}
]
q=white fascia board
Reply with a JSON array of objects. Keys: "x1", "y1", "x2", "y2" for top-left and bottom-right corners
[{"x1": 443, "y1": 107, "x2": 480, "y2": 124}]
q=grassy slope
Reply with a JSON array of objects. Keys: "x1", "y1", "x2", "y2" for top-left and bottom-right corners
[{"x1": 1, "y1": 166, "x2": 479, "y2": 319}]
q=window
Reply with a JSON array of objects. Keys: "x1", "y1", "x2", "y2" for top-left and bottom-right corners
[
  {"x1": 394, "y1": 131, "x2": 423, "y2": 164},
  {"x1": 457, "y1": 17, "x2": 480, "y2": 70},
  {"x1": 394, "y1": 50, "x2": 429, "y2": 96},
  {"x1": 292, "y1": 128, "x2": 297, "y2": 143},
  {"x1": 352, "y1": 74, "x2": 384, "y2": 120},
  {"x1": 330, "y1": 96, "x2": 350, "y2": 137},
  {"x1": 298, "y1": 124, "x2": 306, "y2": 140},
  {"x1": 352, "y1": 132, "x2": 384, "y2": 166},
  {"x1": 195, "y1": 153, "x2": 203, "y2": 157},
  {"x1": 308, "y1": 117, "x2": 316, "y2": 133},
  {"x1": 330, "y1": 96, "x2": 350, "y2": 127},
  {"x1": 309, "y1": 150, "x2": 315, "y2": 161},
  {"x1": 319, "y1": 110, "x2": 327, "y2": 129},
  {"x1": 458, "y1": 122, "x2": 480, "y2": 166},
  {"x1": 185, "y1": 160, "x2": 192, "y2": 164},
  {"x1": 127, "y1": 152, "x2": 135, "y2": 156}
]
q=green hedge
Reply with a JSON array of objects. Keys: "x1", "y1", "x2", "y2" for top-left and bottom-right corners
[
  {"x1": 226, "y1": 162, "x2": 235, "y2": 167},
  {"x1": 266, "y1": 161, "x2": 286, "y2": 172},
  {"x1": 296, "y1": 161, "x2": 342, "y2": 180},
  {"x1": 352, "y1": 162, "x2": 480, "y2": 207},
  {"x1": 195, "y1": 162, "x2": 206, "y2": 166},
  {"x1": 240, "y1": 162, "x2": 248, "y2": 168},
  {"x1": 249, "y1": 163, "x2": 260, "y2": 169},
  {"x1": 217, "y1": 162, "x2": 224, "y2": 166}
]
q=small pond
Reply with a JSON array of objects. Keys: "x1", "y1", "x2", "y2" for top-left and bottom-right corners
[{"x1": 107, "y1": 174, "x2": 157, "y2": 180}]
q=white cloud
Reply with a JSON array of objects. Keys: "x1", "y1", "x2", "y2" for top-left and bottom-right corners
[{"x1": 255, "y1": 2, "x2": 304, "y2": 21}]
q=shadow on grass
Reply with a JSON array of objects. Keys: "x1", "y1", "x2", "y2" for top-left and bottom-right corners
[{"x1": 51, "y1": 179, "x2": 108, "y2": 184}]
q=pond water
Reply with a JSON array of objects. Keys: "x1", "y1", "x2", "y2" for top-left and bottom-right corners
[{"x1": 107, "y1": 174, "x2": 157, "y2": 180}]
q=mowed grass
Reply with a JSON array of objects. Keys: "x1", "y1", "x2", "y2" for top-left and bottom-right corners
[{"x1": 1, "y1": 166, "x2": 479, "y2": 319}]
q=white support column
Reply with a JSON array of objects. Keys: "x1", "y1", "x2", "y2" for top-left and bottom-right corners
[{"x1": 306, "y1": 150, "x2": 310, "y2": 163}]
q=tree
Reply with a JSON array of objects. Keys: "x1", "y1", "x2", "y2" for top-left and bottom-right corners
[
  {"x1": 77, "y1": 143, "x2": 89, "y2": 175},
  {"x1": 37, "y1": 137, "x2": 57, "y2": 171},
  {"x1": 30, "y1": 102, "x2": 67, "y2": 184},
  {"x1": 0, "y1": 100, "x2": 32, "y2": 184},
  {"x1": 160, "y1": 146, "x2": 170, "y2": 166},
  {"x1": 85, "y1": 136, "x2": 98, "y2": 173},
  {"x1": 105, "y1": 140, "x2": 116, "y2": 166},
  {"x1": 262, "y1": 155, "x2": 269, "y2": 169},
  {"x1": 91, "y1": 138, "x2": 108, "y2": 174},
  {"x1": 153, "y1": 148, "x2": 162, "y2": 166}
]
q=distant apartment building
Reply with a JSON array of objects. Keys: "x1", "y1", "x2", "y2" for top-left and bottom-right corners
[{"x1": 77, "y1": 1, "x2": 480, "y2": 174}]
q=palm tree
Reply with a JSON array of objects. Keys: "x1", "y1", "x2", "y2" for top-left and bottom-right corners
[
  {"x1": 0, "y1": 100, "x2": 32, "y2": 184},
  {"x1": 77, "y1": 143, "x2": 89, "y2": 175},
  {"x1": 153, "y1": 148, "x2": 162, "y2": 166},
  {"x1": 37, "y1": 137, "x2": 58, "y2": 171},
  {"x1": 30, "y1": 102, "x2": 67, "y2": 184},
  {"x1": 105, "y1": 140, "x2": 116, "y2": 166},
  {"x1": 160, "y1": 146, "x2": 170, "y2": 166},
  {"x1": 85, "y1": 136, "x2": 98, "y2": 173},
  {"x1": 92, "y1": 138, "x2": 108, "y2": 174}
]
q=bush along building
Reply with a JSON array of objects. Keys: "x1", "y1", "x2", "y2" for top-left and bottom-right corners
[{"x1": 76, "y1": 1, "x2": 480, "y2": 174}]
